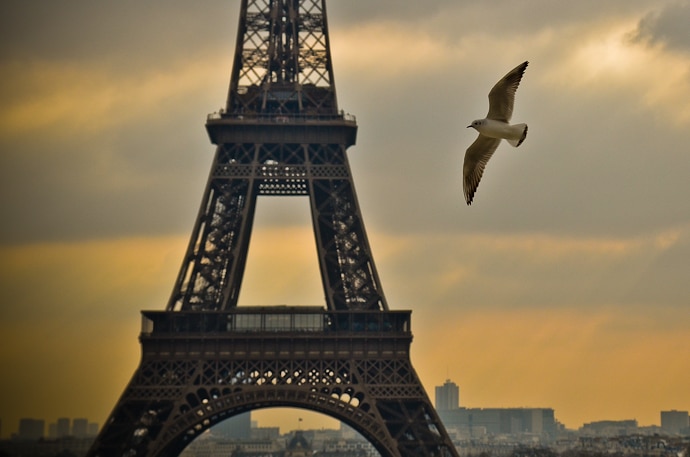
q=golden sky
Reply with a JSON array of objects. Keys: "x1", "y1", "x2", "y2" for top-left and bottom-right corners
[{"x1": 1, "y1": 0, "x2": 689, "y2": 439}]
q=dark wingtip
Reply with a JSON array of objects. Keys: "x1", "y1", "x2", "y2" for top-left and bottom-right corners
[
  {"x1": 517, "y1": 61, "x2": 529, "y2": 77},
  {"x1": 516, "y1": 124, "x2": 528, "y2": 147}
]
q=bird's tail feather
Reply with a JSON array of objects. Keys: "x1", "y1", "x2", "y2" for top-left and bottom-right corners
[{"x1": 507, "y1": 124, "x2": 528, "y2": 147}]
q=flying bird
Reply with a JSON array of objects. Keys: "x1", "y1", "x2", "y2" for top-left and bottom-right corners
[{"x1": 463, "y1": 61, "x2": 529, "y2": 205}]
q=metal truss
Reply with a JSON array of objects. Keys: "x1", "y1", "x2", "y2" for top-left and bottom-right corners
[
  {"x1": 229, "y1": 0, "x2": 337, "y2": 115},
  {"x1": 166, "y1": 136, "x2": 387, "y2": 312}
]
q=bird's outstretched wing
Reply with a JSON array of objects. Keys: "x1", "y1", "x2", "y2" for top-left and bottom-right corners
[
  {"x1": 463, "y1": 134, "x2": 501, "y2": 205},
  {"x1": 486, "y1": 61, "x2": 528, "y2": 122}
]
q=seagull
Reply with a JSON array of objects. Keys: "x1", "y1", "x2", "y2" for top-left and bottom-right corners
[{"x1": 463, "y1": 61, "x2": 529, "y2": 205}]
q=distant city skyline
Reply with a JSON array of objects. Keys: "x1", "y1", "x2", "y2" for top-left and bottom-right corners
[
  {"x1": 3, "y1": 415, "x2": 687, "y2": 457},
  {"x1": 9, "y1": 416, "x2": 99, "y2": 441},
  {"x1": 3, "y1": 406, "x2": 688, "y2": 443},
  {"x1": 3, "y1": 395, "x2": 688, "y2": 440}
]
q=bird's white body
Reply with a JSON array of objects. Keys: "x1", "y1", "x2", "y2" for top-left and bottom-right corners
[{"x1": 469, "y1": 119, "x2": 528, "y2": 147}]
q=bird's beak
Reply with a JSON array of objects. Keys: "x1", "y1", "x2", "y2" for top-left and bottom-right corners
[{"x1": 466, "y1": 125, "x2": 472, "y2": 128}]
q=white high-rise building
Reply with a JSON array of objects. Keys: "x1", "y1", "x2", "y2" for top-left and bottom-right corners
[
  {"x1": 435, "y1": 379, "x2": 459, "y2": 411},
  {"x1": 661, "y1": 410, "x2": 689, "y2": 435}
]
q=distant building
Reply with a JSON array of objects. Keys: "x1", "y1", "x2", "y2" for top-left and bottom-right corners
[
  {"x1": 88, "y1": 422, "x2": 100, "y2": 437},
  {"x1": 72, "y1": 418, "x2": 88, "y2": 438},
  {"x1": 285, "y1": 431, "x2": 311, "y2": 457},
  {"x1": 661, "y1": 410, "x2": 689, "y2": 435},
  {"x1": 17, "y1": 418, "x2": 44, "y2": 441},
  {"x1": 56, "y1": 417, "x2": 70, "y2": 438},
  {"x1": 433, "y1": 379, "x2": 558, "y2": 441},
  {"x1": 339, "y1": 422, "x2": 359, "y2": 440},
  {"x1": 580, "y1": 419, "x2": 638, "y2": 436},
  {"x1": 439, "y1": 407, "x2": 558, "y2": 439},
  {"x1": 212, "y1": 412, "x2": 251, "y2": 440},
  {"x1": 320, "y1": 435, "x2": 375, "y2": 456},
  {"x1": 435, "y1": 379, "x2": 460, "y2": 411},
  {"x1": 251, "y1": 425, "x2": 281, "y2": 441}
]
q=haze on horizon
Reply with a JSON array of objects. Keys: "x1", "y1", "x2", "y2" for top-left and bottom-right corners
[{"x1": 1, "y1": 0, "x2": 689, "y2": 439}]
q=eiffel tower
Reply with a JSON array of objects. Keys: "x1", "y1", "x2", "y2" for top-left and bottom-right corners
[{"x1": 88, "y1": 1, "x2": 458, "y2": 456}]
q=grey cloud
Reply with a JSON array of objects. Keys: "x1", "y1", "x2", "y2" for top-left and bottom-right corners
[
  {"x1": 0, "y1": 2, "x2": 235, "y2": 244},
  {"x1": 374, "y1": 229, "x2": 690, "y2": 314},
  {"x1": 0, "y1": 0, "x2": 236, "y2": 65},
  {"x1": 0, "y1": 109, "x2": 211, "y2": 243},
  {"x1": 329, "y1": 0, "x2": 654, "y2": 41},
  {"x1": 2, "y1": 0, "x2": 690, "y2": 246},
  {"x1": 634, "y1": 2, "x2": 690, "y2": 51},
  {"x1": 621, "y1": 232, "x2": 690, "y2": 307}
]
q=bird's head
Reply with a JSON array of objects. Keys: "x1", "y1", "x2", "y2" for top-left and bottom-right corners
[{"x1": 467, "y1": 119, "x2": 484, "y2": 130}]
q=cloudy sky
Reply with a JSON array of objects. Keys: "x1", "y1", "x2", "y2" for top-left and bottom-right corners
[{"x1": 1, "y1": 0, "x2": 689, "y2": 439}]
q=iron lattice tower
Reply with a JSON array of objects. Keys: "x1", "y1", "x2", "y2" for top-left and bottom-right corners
[{"x1": 88, "y1": 1, "x2": 458, "y2": 456}]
